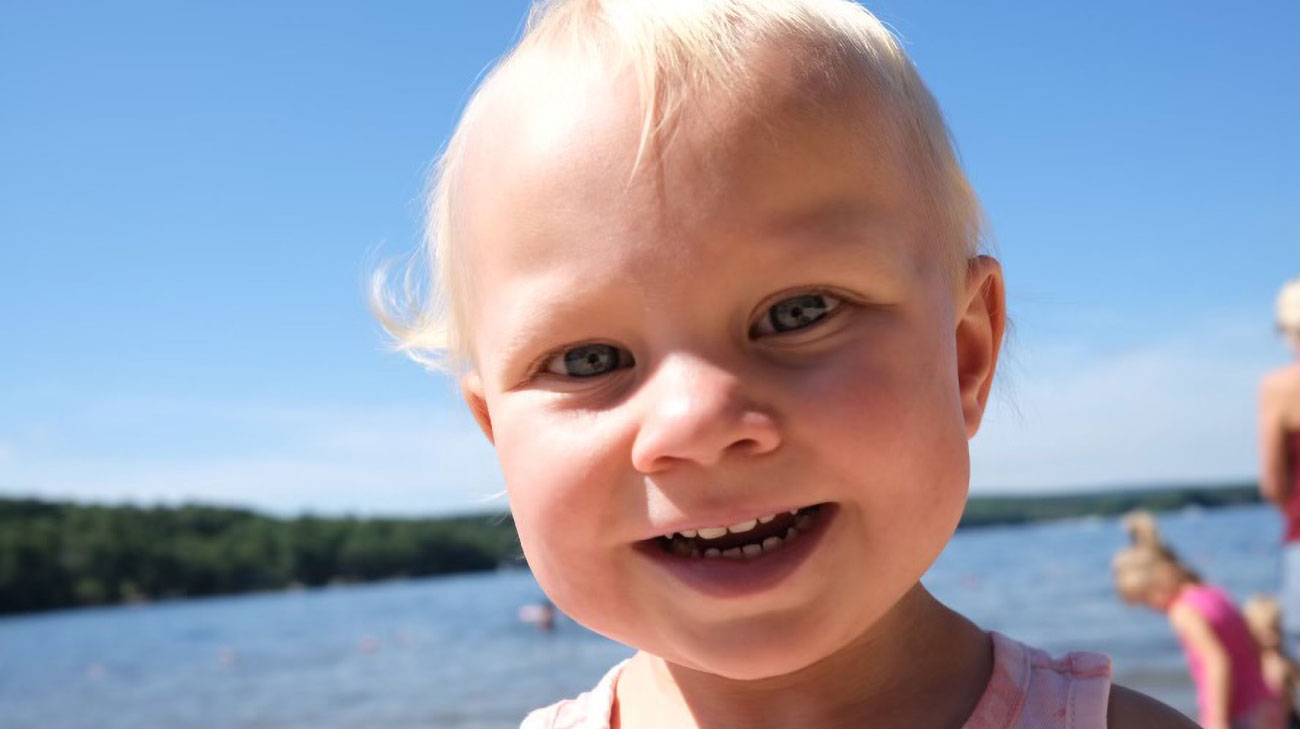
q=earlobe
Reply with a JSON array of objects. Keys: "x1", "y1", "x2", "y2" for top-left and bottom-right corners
[
  {"x1": 955, "y1": 256, "x2": 1006, "y2": 439},
  {"x1": 461, "y1": 372, "x2": 495, "y2": 444}
]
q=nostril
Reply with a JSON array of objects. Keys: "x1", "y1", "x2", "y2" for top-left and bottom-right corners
[
  {"x1": 629, "y1": 366, "x2": 782, "y2": 470},
  {"x1": 727, "y1": 435, "x2": 778, "y2": 458}
]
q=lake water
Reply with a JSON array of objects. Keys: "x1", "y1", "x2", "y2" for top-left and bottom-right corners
[{"x1": 0, "y1": 504, "x2": 1285, "y2": 728}]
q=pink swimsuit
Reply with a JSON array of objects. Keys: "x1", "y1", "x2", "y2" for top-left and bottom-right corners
[
  {"x1": 1171, "y1": 584, "x2": 1279, "y2": 729},
  {"x1": 520, "y1": 632, "x2": 1112, "y2": 729}
]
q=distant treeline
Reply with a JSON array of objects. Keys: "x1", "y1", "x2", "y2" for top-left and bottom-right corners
[
  {"x1": 0, "y1": 483, "x2": 1262, "y2": 615},
  {"x1": 0, "y1": 499, "x2": 521, "y2": 616},
  {"x1": 959, "y1": 482, "x2": 1260, "y2": 528}
]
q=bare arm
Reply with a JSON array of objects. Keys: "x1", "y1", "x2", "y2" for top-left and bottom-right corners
[
  {"x1": 1169, "y1": 601, "x2": 1233, "y2": 729},
  {"x1": 1107, "y1": 684, "x2": 1200, "y2": 729},
  {"x1": 1282, "y1": 655, "x2": 1300, "y2": 716},
  {"x1": 1260, "y1": 377, "x2": 1290, "y2": 506}
]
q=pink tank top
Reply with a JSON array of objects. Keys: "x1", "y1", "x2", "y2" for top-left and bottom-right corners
[
  {"x1": 1171, "y1": 584, "x2": 1276, "y2": 726},
  {"x1": 520, "y1": 632, "x2": 1112, "y2": 729},
  {"x1": 1284, "y1": 432, "x2": 1300, "y2": 543}
]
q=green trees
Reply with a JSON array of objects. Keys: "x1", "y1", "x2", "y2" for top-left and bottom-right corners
[
  {"x1": 0, "y1": 484, "x2": 1261, "y2": 615},
  {"x1": 957, "y1": 483, "x2": 1260, "y2": 528},
  {"x1": 0, "y1": 498, "x2": 521, "y2": 615}
]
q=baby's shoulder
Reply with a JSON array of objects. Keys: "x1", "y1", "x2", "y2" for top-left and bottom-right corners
[
  {"x1": 1105, "y1": 684, "x2": 1199, "y2": 729},
  {"x1": 971, "y1": 632, "x2": 1189, "y2": 729},
  {"x1": 519, "y1": 660, "x2": 625, "y2": 729},
  {"x1": 970, "y1": 633, "x2": 1112, "y2": 729}
]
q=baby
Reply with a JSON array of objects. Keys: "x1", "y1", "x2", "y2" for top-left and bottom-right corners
[{"x1": 376, "y1": 1, "x2": 1194, "y2": 727}]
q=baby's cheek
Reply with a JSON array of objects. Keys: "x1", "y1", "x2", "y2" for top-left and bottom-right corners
[
  {"x1": 496, "y1": 419, "x2": 630, "y2": 602},
  {"x1": 504, "y1": 476, "x2": 598, "y2": 614},
  {"x1": 500, "y1": 439, "x2": 587, "y2": 545},
  {"x1": 804, "y1": 337, "x2": 969, "y2": 529}
]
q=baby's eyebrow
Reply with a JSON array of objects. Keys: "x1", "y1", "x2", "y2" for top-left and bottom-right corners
[
  {"x1": 494, "y1": 313, "x2": 557, "y2": 375},
  {"x1": 489, "y1": 278, "x2": 606, "y2": 376},
  {"x1": 763, "y1": 198, "x2": 880, "y2": 240},
  {"x1": 757, "y1": 198, "x2": 903, "y2": 273}
]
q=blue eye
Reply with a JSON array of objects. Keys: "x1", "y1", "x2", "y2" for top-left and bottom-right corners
[
  {"x1": 754, "y1": 293, "x2": 841, "y2": 335},
  {"x1": 545, "y1": 343, "x2": 632, "y2": 378}
]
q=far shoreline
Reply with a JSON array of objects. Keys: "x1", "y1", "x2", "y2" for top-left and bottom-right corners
[
  {"x1": 958, "y1": 481, "x2": 1259, "y2": 529},
  {"x1": 0, "y1": 483, "x2": 1262, "y2": 616}
]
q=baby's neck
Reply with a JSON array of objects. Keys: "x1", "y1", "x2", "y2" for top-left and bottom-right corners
[{"x1": 614, "y1": 586, "x2": 991, "y2": 729}]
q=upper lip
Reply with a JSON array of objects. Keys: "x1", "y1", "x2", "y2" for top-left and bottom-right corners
[{"x1": 639, "y1": 502, "x2": 821, "y2": 541}]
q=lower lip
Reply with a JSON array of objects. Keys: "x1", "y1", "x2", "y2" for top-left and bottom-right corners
[{"x1": 634, "y1": 504, "x2": 837, "y2": 599}]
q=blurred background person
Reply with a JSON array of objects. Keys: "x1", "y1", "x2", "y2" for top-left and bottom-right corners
[
  {"x1": 518, "y1": 599, "x2": 557, "y2": 633},
  {"x1": 1262, "y1": 277, "x2": 1300, "y2": 654},
  {"x1": 1243, "y1": 595, "x2": 1300, "y2": 728},
  {"x1": 1114, "y1": 511, "x2": 1282, "y2": 729}
]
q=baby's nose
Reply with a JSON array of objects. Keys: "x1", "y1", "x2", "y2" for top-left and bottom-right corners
[{"x1": 629, "y1": 355, "x2": 781, "y2": 473}]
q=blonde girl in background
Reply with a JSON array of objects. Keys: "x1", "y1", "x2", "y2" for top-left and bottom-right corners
[
  {"x1": 1262, "y1": 277, "x2": 1300, "y2": 656},
  {"x1": 378, "y1": 0, "x2": 1195, "y2": 726},
  {"x1": 1242, "y1": 595, "x2": 1300, "y2": 728},
  {"x1": 1114, "y1": 512, "x2": 1281, "y2": 729}
]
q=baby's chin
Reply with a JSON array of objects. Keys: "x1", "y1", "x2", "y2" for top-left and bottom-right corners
[{"x1": 640, "y1": 612, "x2": 878, "y2": 683}]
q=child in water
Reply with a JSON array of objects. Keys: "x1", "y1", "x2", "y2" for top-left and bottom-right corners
[
  {"x1": 378, "y1": 1, "x2": 1193, "y2": 726},
  {"x1": 1242, "y1": 595, "x2": 1300, "y2": 728},
  {"x1": 1114, "y1": 512, "x2": 1281, "y2": 729}
]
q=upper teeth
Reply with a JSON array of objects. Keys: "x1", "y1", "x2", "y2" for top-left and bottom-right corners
[{"x1": 672, "y1": 511, "x2": 792, "y2": 541}]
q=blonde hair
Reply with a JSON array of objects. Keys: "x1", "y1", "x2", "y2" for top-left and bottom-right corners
[
  {"x1": 1278, "y1": 276, "x2": 1300, "y2": 334},
  {"x1": 1243, "y1": 594, "x2": 1282, "y2": 642},
  {"x1": 373, "y1": 0, "x2": 984, "y2": 371},
  {"x1": 1112, "y1": 511, "x2": 1199, "y2": 604}
]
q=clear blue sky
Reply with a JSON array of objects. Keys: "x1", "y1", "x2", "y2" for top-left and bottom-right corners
[{"x1": 2, "y1": 0, "x2": 1297, "y2": 516}]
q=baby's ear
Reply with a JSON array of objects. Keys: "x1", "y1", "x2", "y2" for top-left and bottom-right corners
[
  {"x1": 955, "y1": 256, "x2": 1006, "y2": 439},
  {"x1": 460, "y1": 372, "x2": 495, "y2": 444}
]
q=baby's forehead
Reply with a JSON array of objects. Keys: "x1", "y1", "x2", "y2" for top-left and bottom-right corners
[
  {"x1": 499, "y1": 39, "x2": 899, "y2": 138},
  {"x1": 458, "y1": 40, "x2": 919, "y2": 221},
  {"x1": 461, "y1": 51, "x2": 646, "y2": 201},
  {"x1": 461, "y1": 59, "x2": 923, "y2": 264}
]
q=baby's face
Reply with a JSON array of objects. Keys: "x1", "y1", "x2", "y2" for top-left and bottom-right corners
[{"x1": 457, "y1": 50, "x2": 1002, "y2": 678}]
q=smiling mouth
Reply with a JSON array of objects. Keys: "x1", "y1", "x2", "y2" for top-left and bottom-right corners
[{"x1": 651, "y1": 504, "x2": 825, "y2": 560}]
